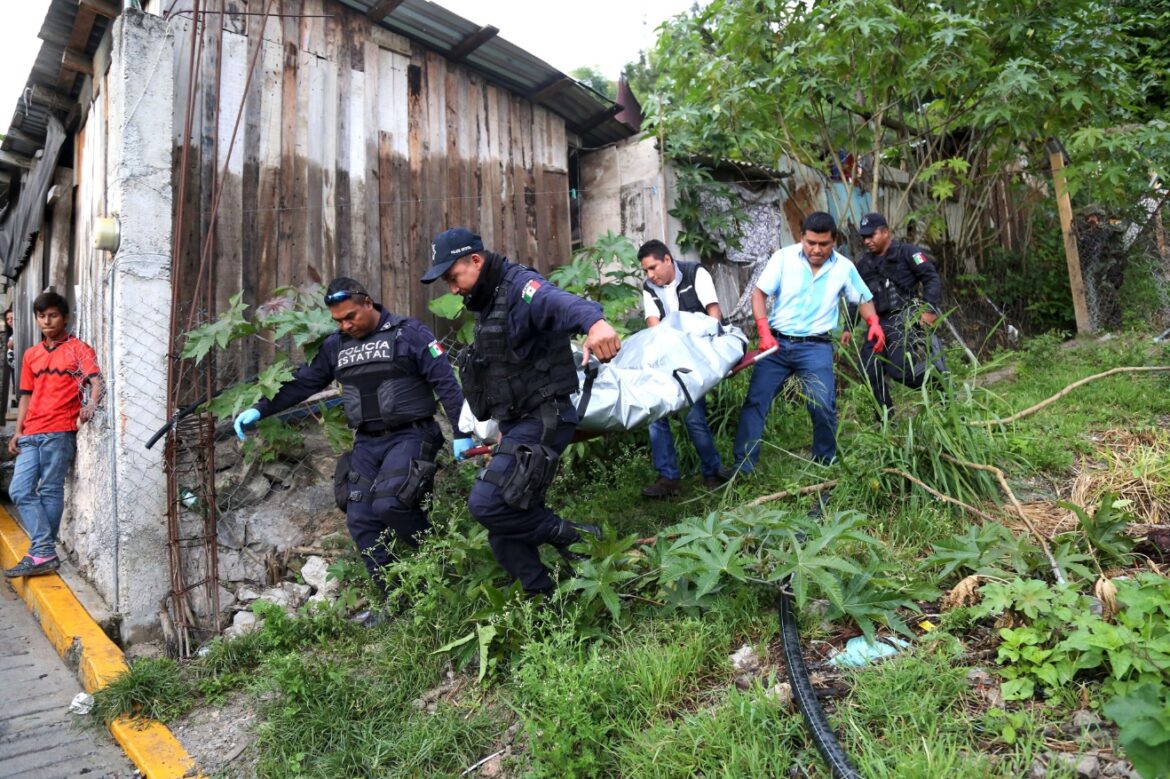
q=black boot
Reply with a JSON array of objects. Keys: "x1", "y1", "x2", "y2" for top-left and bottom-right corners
[
  {"x1": 641, "y1": 476, "x2": 682, "y2": 497},
  {"x1": 548, "y1": 519, "x2": 601, "y2": 561}
]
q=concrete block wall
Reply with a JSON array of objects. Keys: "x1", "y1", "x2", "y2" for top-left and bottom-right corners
[{"x1": 67, "y1": 10, "x2": 174, "y2": 644}]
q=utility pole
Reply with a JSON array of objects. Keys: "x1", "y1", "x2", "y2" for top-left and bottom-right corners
[{"x1": 1047, "y1": 139, "x2": 1092, "y2": 334}]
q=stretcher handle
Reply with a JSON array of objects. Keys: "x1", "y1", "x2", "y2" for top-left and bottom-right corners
[
  {"x1": 729, "y1": 345, "x2": 779, "y2": 376},
  {"x1": 755, "y1": 345, "x2": 779, "y2": 360},
  {"x1": 458, "y1": 421, "x2": 602, "y2": 461}
]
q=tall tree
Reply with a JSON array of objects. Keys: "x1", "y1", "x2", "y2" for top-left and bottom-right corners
[
  {"x1": 570, "y1": 65, "x2": 617, "y2": 100},
  {"x1": 623, "y1": 50, "x2": 659, "y2": 105},
  {"x1": 651, "y1": 0, "x2": 1167, "y2": 256}
]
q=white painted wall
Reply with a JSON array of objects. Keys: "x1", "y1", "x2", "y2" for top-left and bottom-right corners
[
  {"x1": 66, "y1": 9, "x2": 174, "y2": 643},
  {"x1": 579, "y1": 137, "x2": 692, "y2": 262}
]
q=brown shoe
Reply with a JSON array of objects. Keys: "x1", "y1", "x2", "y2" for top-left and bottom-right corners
[
  {"x1": 703, "y1": 472, "x2": 730, "y2": 489},
  {"x1": 641, "y1": 476, "x2": 682, "y2": 498}
]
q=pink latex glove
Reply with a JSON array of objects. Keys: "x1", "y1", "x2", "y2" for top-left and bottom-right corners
[
  {"x1": 865, "y1": 315, "x2": 886, "y2": 353},
  {"x1": 755, "y1": 317, "x2": 778, "y2": 352}
]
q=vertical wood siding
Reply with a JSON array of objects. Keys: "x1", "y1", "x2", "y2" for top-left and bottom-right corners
[{"x1": 172, "y1": 0, "x2": 572, "y2": 362}]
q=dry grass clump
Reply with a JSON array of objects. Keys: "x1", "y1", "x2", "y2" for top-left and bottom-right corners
[{"x1": 1013, "y1": 428, "x2": 1169, "y2": 538}]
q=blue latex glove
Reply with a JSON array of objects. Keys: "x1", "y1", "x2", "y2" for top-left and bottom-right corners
[
  {"x1": 453, "y1": 437, "x2": 474, "y2": 461},
  {"x1": 233, "y1": 408, "x2": 261, "y2": 440}
]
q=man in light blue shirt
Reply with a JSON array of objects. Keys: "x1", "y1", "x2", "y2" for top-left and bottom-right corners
[{"x1": 728, "y1": 212, "x2": 885, "y2": 471}]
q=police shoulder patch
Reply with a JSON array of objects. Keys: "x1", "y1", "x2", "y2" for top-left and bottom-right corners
[
  {"x1": 912, "y1": 252, "x2": 928, "y2": 265},
  {"x1": 426, "y1": 340, "x2": 444, "y2": 358},
  {"x1": 521, "y1": 279, "x2": 542, "y2": 303}
]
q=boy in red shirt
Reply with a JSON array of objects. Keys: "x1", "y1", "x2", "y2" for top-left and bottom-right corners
[{"x1": 4, "y1": 292, "x2": 103, "y2": 578}]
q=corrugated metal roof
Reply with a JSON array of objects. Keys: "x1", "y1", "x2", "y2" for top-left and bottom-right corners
[
  {"x1": 336, "y1": 0, "x2": 636, "y2": 147},
  {"x1": 1, "y1": 0, "x2": 635, "y2": 176},
  {"x1": 1, "y1": 0, "x2": 110, "y2": 168}
]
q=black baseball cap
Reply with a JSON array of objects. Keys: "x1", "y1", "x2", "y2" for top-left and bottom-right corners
[
  {"x1": 858, "y1": 212, "x2": 888, "y2": 237},
  {"x1": 421, "y1": 227, "x2": 484, "y2": 284}
]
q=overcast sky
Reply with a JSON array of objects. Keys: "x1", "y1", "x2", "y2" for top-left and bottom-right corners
[
  {"x1": 0, "y1": 2, "x2": 47, "y2": 131},
  {"x1": 0, "y1": 1, "x2": 696, "y2": 136},
  {"x1": 435, "y1": 0, "x2": 695, "y2": 77}
]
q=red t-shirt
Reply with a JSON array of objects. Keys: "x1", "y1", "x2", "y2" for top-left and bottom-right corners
[{"x1": 19, "y1": 335, "x2": 102, "y2": 435}]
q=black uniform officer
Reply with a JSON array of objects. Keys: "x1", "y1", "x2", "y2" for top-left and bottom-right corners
[
  {"x1": 233, "y1": 278, "x2": 472, "y2": 595},
  {"x1": 1076, "y1": 204, "x2": 1126, "y2": 330},
  {"x1": 853, "y1": 212, "x2": 946, "y2": 410},
  {"x1": 421, "y1": 228, "x2": 621, "y2": 596}
]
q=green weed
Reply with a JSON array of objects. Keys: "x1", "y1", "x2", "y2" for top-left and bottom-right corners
[
  {"x1": 508, "y1": 617, "x2": 756, "y2": 778},
  {"x1": 613, "y1": 686, "x2": 804, "y2": 777},
  {"x1": 190, "y1": 325, "x2": 1170, "y2": 776},
  {"x1": 975, "y1": 574, "x2": 1170, "y2": 699},
  {"x1": 843, "y1": 642, "x2": 1046, "y2": 778},
  {"x1": 90, "y1": 657, "x2": 193, "y2": 724}
]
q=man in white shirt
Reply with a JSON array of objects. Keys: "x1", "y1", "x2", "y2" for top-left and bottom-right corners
[
  {"x1": 728, "y1": 212, "x2": 885, "y2": 472},
  {"x1": 638, "y1": 240, "x2": 728, "y2": 496}
]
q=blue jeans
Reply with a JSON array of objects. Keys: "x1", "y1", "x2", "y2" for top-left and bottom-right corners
[
  {"x1": 648, "y1": 397, "x2": 722, "y2": 479},
  {"x1": 731, "y1": 341, "x2": 836, "y2": 471},
  {"x1": 9, "y1": 432, "x2": 76, "y2": 558}
]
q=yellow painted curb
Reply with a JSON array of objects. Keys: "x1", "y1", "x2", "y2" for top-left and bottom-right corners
[{"x1": 0, "y1": 505, "x2": 202, "y2": 778}]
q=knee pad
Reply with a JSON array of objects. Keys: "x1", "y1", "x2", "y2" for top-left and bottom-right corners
[
  {"x1": 333, "y1": 451, "x2": 369, "y2": 512},
  {"x1": 468, "y1": 480, "x2": 502, "y2": 522}
]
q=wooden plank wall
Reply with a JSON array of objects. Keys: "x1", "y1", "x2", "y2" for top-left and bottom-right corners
[{"x1": 170, "y1": 0, "x2": 572, "y2": 378}]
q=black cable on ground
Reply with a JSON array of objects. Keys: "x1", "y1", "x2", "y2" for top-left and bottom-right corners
[{"x1": 778, "y1": 587, "x2": 861, "y2": 779}]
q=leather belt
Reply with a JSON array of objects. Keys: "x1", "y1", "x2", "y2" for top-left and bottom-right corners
[
  {"x1": 356, "y1": 419, "x2": 427, "y2": 437},
  {"x1": 773, "y1": 330, "x2": 832, "y2": 343}
]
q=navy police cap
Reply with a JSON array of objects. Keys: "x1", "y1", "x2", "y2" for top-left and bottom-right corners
[
  {"x1": 422, "y1": 227, "x2": 484, "y2": 283},
  {"x1": 858, "y1": 212, "x2": 888, "y2": 237}
]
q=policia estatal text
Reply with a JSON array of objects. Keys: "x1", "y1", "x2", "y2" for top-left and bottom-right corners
[{"x1": 234, "y1": 278, "x2": 471, "y2": 596}]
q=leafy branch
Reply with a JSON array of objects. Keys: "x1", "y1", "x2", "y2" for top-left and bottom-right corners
[{"x1": 179, "y1": 284, "x2": 348, "y2": 459}]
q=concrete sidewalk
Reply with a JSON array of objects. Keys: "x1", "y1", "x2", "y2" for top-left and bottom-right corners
[
  {"x1": 0, "y1": 505, "x2": 200, "y2": 778},
  {"x1": 0, "y1": 578, "x2": 136, "y2": 778}
]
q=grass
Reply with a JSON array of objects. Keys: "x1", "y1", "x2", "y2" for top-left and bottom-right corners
[
  {"x1": 251, "y1": 645, "x2": 503, "y2": 778},
  {"x1": 90, "y1": 656, "x2": 194, "y2": 724},
  {"x1": 93, "y1": 333, "x2": 1170, "y2": 777},
  {"x1": 994, "y1": 334, "x2": 1170, "y2": 472},
  {"x1": 613, "y1": 686, "x2": 807, "y2": 777},
  {"x1": 841, "y1": 639, "x2": 1048, "y2": 778}
]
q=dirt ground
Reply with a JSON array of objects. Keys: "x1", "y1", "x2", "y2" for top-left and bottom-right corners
[{"x1": 168, "y1": 690, "x2": 260, "y2": 778}]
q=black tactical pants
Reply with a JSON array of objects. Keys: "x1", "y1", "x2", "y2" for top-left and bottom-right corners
[
  {"x1": 468, "y1": 401, "x2": 579, "y2": 595},
  {"x1": 860, "y1": 310, "x2": 947, "y2": 409},
  {"x1": 345, "y1": 421, "x2": 440, "y2": 590}
]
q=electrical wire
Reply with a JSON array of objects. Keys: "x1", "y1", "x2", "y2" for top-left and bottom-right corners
[{"x1": 209, "y1": 179, "x2": 773, "y2": 217}]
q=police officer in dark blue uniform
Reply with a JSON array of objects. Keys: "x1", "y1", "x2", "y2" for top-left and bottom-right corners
[
  {"x1": 421, "y1": 228, "x2": 621, "y2": 596},
  {"x1": 851, "y1": 212, "x2": 946, "y2": 410},
  {"x1": 233, "y1": 278, "x2": 472, "y2": 606}
]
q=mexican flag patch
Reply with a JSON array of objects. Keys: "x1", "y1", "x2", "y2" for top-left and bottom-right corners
[
  {"x1": 912, "y1": 252, "x2": 928, "y2": 265},
  {"x1": 427, "y1": 340, "x2": 444, "y2": 358},
  {"x1": 521, "y1": 279, "x2": 541, "y2": 303}
]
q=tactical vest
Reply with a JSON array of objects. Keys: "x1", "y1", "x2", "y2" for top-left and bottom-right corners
[
  {"x1": 334, "y1": 315, "x2": 436, "y2": 430},
  {"x1": 644, "y1": 261, "x2": 705, "y2": 319},
  {"x1": 459, "y1": 263, "x2": 580, "y2": 421},
  {"x1": 860, "y1": 253, "x2": 910, "y2": 316}
]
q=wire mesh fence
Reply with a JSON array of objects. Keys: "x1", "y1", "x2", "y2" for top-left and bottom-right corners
[
  {"x1": 148, "y1": 199, "x2": 1170, "y2": 656},
  {"x1": 159, "y1": 299, "x2": 367, "y2": 655}
]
